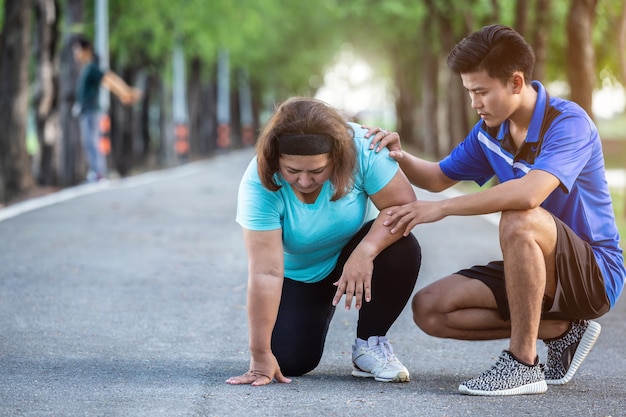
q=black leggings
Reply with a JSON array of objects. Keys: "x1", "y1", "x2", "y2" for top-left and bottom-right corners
[{"x1": 271, "y1": 221, "x2": 422, "y2": 376}]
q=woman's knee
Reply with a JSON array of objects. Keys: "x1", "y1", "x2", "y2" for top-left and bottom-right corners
[
  {"x1": 276, "y1": 354, "x2": 321, "y2": 377},
  {"x1": 272, "y1": 334, "x2": 325, "y2": 377}
]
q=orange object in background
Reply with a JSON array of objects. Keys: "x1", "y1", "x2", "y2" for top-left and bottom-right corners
[
  {"x1": 175, "y1": 123, "x2": 189, "y2": 155},
  {"x1": 217, "y1": 123, "x2": 230, "y2": 148},
  {"x1": 241, "y1": 125, "x2": 255, "y2": 146},
  {"x1": 99, "y1": 114, "x2": 111, "y2": 155}
]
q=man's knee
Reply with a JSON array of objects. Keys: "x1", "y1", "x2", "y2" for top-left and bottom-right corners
[
  {"x1": 499, "y1": 209, "x2": 539, "y2": 241},
  {"x1": 500, "y1": 209, "x2": 558, "y2": 252},
  {"x1": 411, "y1": 289, "x2": 445, "y2": 337}
]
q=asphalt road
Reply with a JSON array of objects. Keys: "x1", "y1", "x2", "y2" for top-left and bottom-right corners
[{"x1": 1, "y1": 147, "x2": 625, "y2": 417}]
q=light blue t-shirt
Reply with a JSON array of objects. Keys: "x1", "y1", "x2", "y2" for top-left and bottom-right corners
[{"x1": 236, "y1": 123, "x2": 399, "y2": 283}]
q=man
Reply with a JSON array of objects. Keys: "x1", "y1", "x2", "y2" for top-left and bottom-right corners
[
  {"x1": 368, "y1": 24, "x2": 624, "y2": 396},
  {"x1": 72, "y1": 35, "x2": 141, "y2": 182}
]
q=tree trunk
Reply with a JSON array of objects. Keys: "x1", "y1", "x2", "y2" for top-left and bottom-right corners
[
  {"x1": 250, "y1": 78, "x2": 262, "y2": 145},
  {"x1": 393, "y1": 61, "x2": 419, "y2": 151},
  {"x1": 33, "y1": 0, "x2": 60, "y2": 186},
  {"x1": 421, "y1": 9, "x2": 439, "y2": 159},
  {"x1": 199, "y1": 76, "x2": 217, "y2": 155},
  {"x1": 445, "y1": 72, "x2": 471, "y2": 156},
  {"x1": 514, "y1": 0, "x2": 530, "y2": 36},
  {"x1": 532, "y1": 0, "x2": 551, "y2": 82},
  {"x1": 188, "y1": 57, "x2": 203, "y2": 157},
  {"x1": 389, "y1": 27, "x2": 421, "y2": 151},
  {"x1": 566, "y1": 0, "x2": 597, "y2": 118},
  {"x1": 139, "y1": 73, "x2": 155, "y2": 164},
  {"x1": 0, "y1": 0, "x2": 34, "y2": 204},
  {"x1": 110, "y1": 66, "x2": 137, "y2": 177},
  {"x1": 438, "y1": 13, "x2": 471, "y2": 158},
  {"x1": 58, "y1": 0, "x2": 84, "y2": 186}
]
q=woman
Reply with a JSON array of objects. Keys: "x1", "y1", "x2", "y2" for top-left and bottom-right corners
[{"x1": 226, "y1": 98, "x2": 421, "y2": 386}]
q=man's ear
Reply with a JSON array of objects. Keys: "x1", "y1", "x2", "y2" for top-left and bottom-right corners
[{"x1": 511, "y1": 73, "x2": 524, "y2": 94}]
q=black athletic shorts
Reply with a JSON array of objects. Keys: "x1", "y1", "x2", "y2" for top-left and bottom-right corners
[{"x1": 457, "y1": 213, "x2": 610, "y2": 321}]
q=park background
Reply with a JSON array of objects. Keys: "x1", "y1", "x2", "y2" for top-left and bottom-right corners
[{"x1": 0, "y1": 0, "x2": 625, "y2": 243}]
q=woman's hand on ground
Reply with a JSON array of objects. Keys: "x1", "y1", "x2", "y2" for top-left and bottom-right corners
[{"x1": 226, "y1": 352, "x2": 291, "y2": 386}]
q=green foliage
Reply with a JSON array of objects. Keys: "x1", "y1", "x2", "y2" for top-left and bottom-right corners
[
  {"x1": 52, "y1": 0, "x2": 625, "y2": 111},
  {"x1": 595, "y1": 0, "x2": 625, "y2": 81}
]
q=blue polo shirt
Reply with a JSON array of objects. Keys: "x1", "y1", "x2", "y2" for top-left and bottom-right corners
[
  {"x1": 440, "y1": 81, "x2": 625, "y2": 307},
  {"x1": 236, "y1": 123, "x2": 399, "y2": 283}
]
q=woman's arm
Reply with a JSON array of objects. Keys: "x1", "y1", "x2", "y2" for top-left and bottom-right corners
[
  {"x1": 226, "y1": 228, "x2": 291, "y2": 386},
  {"x1": 332, "y1": 169, "x2": 417, "y2": 310}
]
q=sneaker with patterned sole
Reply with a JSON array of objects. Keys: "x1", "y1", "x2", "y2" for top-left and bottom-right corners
[
  {"x1": 459, "y1": 350, "x2": 547, "y2": 396},
  {"x1": 543, "y1": 320, "x2": 601, "y2": 385},
  {"x1": 351, "y1": 336, "x2": 410, "y2": 382}
]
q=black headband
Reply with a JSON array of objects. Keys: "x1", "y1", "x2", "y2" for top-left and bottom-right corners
[{"x1": 277, "y1": 134, "x2": 334, "y2": 155}]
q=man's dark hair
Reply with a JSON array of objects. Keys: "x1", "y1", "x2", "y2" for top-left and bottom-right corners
[
  {"x1": 72, "y1": 34, "x2": 93, "y2": 51},
  {"x1": 447, "y1": 24, "x2": 535, "y2": 84}
]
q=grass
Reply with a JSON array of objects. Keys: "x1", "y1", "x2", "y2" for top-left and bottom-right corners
[
  {"x1": 597, "y1": 113, "x2": 626, "y2": 142},
  {"x1": 597, "y1": 115, "x2": 626, "y2": 171},
  {"x1": 611, "y1": 189, "x2": 626, "y2": 251},
  {"x1": 597, "y1": 113, "x2": 625, "y2": 251}
]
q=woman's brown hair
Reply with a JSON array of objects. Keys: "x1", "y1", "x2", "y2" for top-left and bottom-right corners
[{"x1": 256, "y1": 97, "x2": 356, "y2": 201}]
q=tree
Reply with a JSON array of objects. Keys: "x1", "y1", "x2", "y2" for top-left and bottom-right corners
[
  {"x1": 566, "y1": 0, "x2": 597, "y2": 118},
  {"x1": 530, "y1": 0, "x2": 551, "y2": 82},
  {"x1": 33, "y1": 0, "x2": 61, "y2": 186},
  {"x1": 4, "y1": 0, "x2": 620, "y2": 194},
  {"x1": 0, "y1": 0, "x2": 34, "y2": 204},
  {"x1": 57, "y1": 0, "x2": 85, "y2": 186}
]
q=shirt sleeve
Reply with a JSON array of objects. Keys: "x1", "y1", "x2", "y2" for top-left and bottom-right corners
[
  {"x1": 439, "y1": 122, "x2": 496, "y2": 186},
  {"x1": 350, "y1": 124, "x2": 399, "y2": 195},
  {"x1": 235, "y1": 157, "x2": 284, "y2": 231}
]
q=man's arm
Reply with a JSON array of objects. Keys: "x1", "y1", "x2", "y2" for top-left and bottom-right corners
[
  {"x1": 364, "y1": 127, "x2": 458, "y2": 192},
  {"x1": 385, "y1": 169, "x2": 561, "y2": 236},
  {"x1": 101, "y1": 71, "x2": 142, "y2": 104},
  {"x1": 396, "y1": 153, "x2": 458, "y2": 192}
]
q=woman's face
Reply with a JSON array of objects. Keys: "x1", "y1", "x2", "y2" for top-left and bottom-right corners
[{"x1": 278, "y1": 153, "x2": 332, "y2": 195}]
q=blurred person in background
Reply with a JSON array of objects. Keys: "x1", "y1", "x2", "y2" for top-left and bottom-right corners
[{"x1": 72, "y1": 35, "x2": 141, "y2": 182}]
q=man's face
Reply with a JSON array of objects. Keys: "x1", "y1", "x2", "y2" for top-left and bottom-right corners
[
  {"x1": 73, "y1": 46, "x2": 89, "y2": 64},
  {"x1": 460, "y1": 69, "x2": 518, "y2": 128}
]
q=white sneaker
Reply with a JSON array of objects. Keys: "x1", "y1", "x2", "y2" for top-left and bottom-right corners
[{"x1": 351, "y1": 336, "x2": 410, "y2": 382}]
